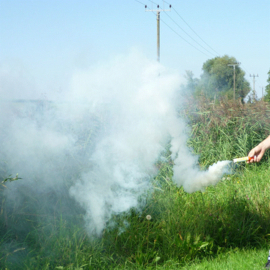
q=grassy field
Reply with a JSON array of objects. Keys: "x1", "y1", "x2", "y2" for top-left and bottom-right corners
[{"x1": 1, "y1": 98, "x2": 270, "y2": 269}]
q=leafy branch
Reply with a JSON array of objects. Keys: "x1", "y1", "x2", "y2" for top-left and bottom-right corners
[{"x1": 1, "y1": 173, "x2": 22, "y2": 188}]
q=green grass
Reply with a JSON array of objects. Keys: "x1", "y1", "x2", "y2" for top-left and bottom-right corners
[
  {"x1": 2, "y1": 162, "x2": 270, "y2": 269},
  {"x1": 2, "y1": 99, "x2": 270, "y2": 269},
  {"x1": 114, "y1": 248, "x2": 269, "y2": 269},
  {"x1": 152, "y1": 248, "x2": 268, "y2": 270},
  {"x1": 180, "y1": 248, "x2": 268, "y2": 270},
  {"x1": 103, "y1": 163, "x2": 270, "y2": 268}
]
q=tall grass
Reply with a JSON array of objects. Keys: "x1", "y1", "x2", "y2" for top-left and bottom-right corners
[
  {"x1": 1, "y1": 98, "x2": 270, "y2": 269},
  {"x1": 185, "y1": 97, "x2": 270, "y2": 166}
]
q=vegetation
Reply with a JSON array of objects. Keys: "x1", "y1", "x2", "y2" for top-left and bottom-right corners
[
  {"x1": 184, "y1": 96, "x2": 270, "y2": 166},
  {"x1": 182, "y1": 55, "x2": 251, "y2": 102},
  {"x1": 1, "y1": 96, "x2": 270, "y2": 269},
  {"x1": 264, "y1": 69, "x2": 270, "y2": 102},
  {"x1": 1, "y1": 174, "x2": 21, "y2": 189}
]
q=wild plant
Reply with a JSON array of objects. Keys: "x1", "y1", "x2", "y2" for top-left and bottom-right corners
[
  {"x1": 183, "y1": 97, "x2": 270, "y2": 166},
  {"x1": 2, "y1": 97, "x2": 270, "y2": 269}
]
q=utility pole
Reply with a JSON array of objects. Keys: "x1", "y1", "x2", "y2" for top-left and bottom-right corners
[
  {"x1": 145, "y1": 4, "x2": 171, "y2": 62},
  {"x1": 157, "y1": 11, "x2": 160, "y2": 62},
  {"x1": 250, "y1": 74, "x2": 259, "y2": 101},
  {"x1": 228, "y1": 62, "x2": 240, "y2": 101}
]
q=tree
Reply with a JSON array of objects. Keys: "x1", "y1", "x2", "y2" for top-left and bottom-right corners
[
  {"x1": 196, "y1": 55, "x2": 251, "y2": 101},
  {"x1": 181, "y1": 70, "x2": 199, "y2": 95},
  {"x1": 264, "y1": 69, "x2": 270, "y2": 102}
]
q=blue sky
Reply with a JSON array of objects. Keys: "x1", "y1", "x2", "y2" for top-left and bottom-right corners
[{"x1": 0, "y1": 0, "x2": 269, "y2": 99}]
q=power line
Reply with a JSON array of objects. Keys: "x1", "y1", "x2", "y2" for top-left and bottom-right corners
[
  {"x1": 135, "y1": 0, "x2": 213, "y2": 58},
  {"x1": 148, "y1": 0, "x2": 159, "y2": 5},
  {"x1": 162, "y1": 11, "x2": 217, "y2": 57},
  {"x1": 146, "y1": 4, "x2": 172, "y2": 62},
  {"x1": 240, "y1": 64, "x2": 251, "y2": 78},
  {"x1": 134, "y1": 0, "x2": 145, "y2": 6},
  {"x1": 159, "y1": 16, "x2": 212, "y2": 57},
  {"x1": 250, "y1": 74, "x2": 259, "y2": 101},
  {"x1": 171, "y1": 7, "x2": 220, "y2": 56},
  {"x1": 162, "y1": 0, "x2": 220, "y2": 56},
  {"x1": 228, "y1": 62, "x2": 241, "y2": 100}
]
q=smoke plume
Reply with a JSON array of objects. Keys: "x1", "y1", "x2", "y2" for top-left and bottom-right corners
[{"x1": 0, "y1": 51, "x2": 230, "y2": 235}]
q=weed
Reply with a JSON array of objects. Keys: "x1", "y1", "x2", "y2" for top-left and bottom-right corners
[{"x1": 2, "y1": 98, "x2": 270, "y2": 269}]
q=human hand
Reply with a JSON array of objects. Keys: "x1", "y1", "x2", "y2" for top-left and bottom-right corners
[{"x1": 248, "y1": 143, "x2": 266, "y2": 163}]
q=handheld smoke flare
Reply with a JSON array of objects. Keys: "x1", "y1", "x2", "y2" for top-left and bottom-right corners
[{"x1": 233, "y1": 156, "x2": 254, "y2": 163}]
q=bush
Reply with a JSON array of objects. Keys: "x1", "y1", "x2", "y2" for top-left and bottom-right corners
[{"x1": 184, "y1": 97, "x2": 270, "y2": 166}]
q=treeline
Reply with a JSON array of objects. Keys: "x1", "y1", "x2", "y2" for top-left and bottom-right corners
[{"x1": 181, "y1": 55, "x2": 270, "y2": 103}]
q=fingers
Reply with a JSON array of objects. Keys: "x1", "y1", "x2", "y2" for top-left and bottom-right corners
[
  {"x1": 256, "y1": 149, "x2": 265, "y2": 162},
  {"x1": 247, "y1": 156, "x2": 255, "y2": 163},
  {"x1": 248, "y1": 149, "x2": 258, "y2": 163},
  {"x1": 248, "y1": 144, "x2": 265, "y2": 163},
  {"x1": 248, "y1": 150, "x2": 255, "y2": 161}
]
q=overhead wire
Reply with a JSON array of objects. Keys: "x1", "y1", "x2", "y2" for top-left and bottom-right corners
[
  {"x1": 134, "y1": 0, "x2": 145, "y2": 6},
  {"x1": 159, "y1": 15, "x2": 212, "y2": 57},
  {"x1": 162, "y1": 0, "x2": 220, "y2": 56},
  {"x1": 162, "y1": 11, "x2": 217, "y2": 57},
  {"x1": 159, "y1": 6, "x2": 253, "y2": 85},
  {"x1": 148, "y1": 0, "x2": 159, "y2": 6},
  {"x1": 135, "y1": 1, "x2": 255, "y2": 95},
  {"x1": 134, "y1": 0, "x2": 218, "y2": 58}
]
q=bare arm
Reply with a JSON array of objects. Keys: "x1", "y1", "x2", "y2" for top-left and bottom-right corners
[{"x1": 248, "y1": 135, "x2": 270, "y2": 163}]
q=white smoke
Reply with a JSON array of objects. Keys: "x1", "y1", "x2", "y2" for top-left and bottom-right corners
[
  {"x1": 0, "y1": 51, "x2": 231, "y2": 236},
  {"x1": 173, "y1": 160, "x2": 231, "y2": 193},
  {"x1": 68, "y1": 52, "x2": 182, "y2": 234}
]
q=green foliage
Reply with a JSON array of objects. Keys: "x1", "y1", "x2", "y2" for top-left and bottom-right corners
[
  {"x1": 1, "y1": 174, "x2": 21, "y2": 189},
  {"x1": 2, "y1": 158, "x2": 270, "y2": 269},
  {"x1": 194, "y1": 55, "x2": 250, "y2": 101},
  {"x1": 2, "y1": 98, "x2": 270, "y2": 269},
  {"x1": 177, "y1": 248, "x2": 268, "y2": 270},
  {"x1": 263, "y1": 69, "x2": 270, "y2": 102},
  {"x1": 185, "y1": 97, "x2": 270, "y2": 166}
]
